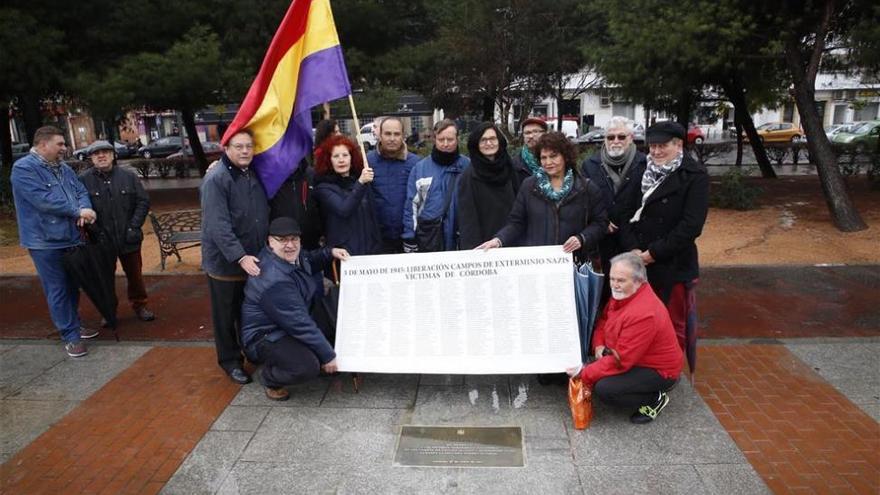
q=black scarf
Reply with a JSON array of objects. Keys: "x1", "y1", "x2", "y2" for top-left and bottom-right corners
[
  {"x1": 431, "y1": 146, "x2": 460, "y2": 166},
  {"x1": 457, "y1": 123, "x2": 518, "y2": 249},
  {"x1": 466, "y1": 122, "x2": 514, "y2": 185}
]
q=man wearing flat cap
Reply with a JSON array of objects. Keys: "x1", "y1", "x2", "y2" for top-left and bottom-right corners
[
  {"x1": 79, "y1": 140, "x2": 154, "y2": 323},
  {"x1": 511, "y1": 117, "x2": 548, "y2": 189},
  {"x1": 619, "y1": 121, "x2": 708, "y2": 362},
  {"x1": 240, "y1": 217, "x2": 350, "y2": 401}
]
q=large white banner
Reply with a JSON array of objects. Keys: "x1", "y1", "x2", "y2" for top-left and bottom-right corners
[{"x1": 335, "y1": 246, "x2": 582, "y2": 374}]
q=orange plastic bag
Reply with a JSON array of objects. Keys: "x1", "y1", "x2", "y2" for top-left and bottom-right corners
[{"x1": 568, "y1": 377, "x2": 593, "y2": 430}]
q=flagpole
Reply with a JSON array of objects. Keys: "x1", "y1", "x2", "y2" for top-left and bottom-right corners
[{"x1": 348, "y1": 94, "x2": 371, "y2": 169}]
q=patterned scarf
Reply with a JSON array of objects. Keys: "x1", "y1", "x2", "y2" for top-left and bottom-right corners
[
  {"x1": 641, "y1": 152, "x2": 683, "y2": 194},
  {"x1": 536, "y1": 168, "x2": 574, "y2": 202},
  {"x1": 520, "y1": 147, "x2": 542, "y2": 176},
  {"x1": 631, "y1": 152, "x2": 683, "y2": 223}
]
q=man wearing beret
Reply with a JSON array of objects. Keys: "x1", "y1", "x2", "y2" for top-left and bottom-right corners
[
  {"x1": 619, "y1": 121, "x2": 708, "y2": 362},
  {"x1": 240, "y1": 217, "x2": 350, "y2": 401},
  {"x1": 79, "y1": 140, "x2": 154, "y2": 324}
]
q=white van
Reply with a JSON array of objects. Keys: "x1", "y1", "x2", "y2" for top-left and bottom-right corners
[
  {"x1": 543, "y1": 118, "x2": 579, "y2": 139},
  {"x1": 358, "y1": 123, "x2": 378, "y2": 150}
]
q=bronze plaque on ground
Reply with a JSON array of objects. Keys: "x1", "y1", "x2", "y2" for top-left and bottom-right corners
[{"x1": 393, "y1": 426, "x2": 524, "y2": 467}]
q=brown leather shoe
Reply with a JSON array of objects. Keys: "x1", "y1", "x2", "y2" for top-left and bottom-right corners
[
  {"x1": 135, "y1": 307, "x2": 155, "y2": 322},
  {"x1": 265, "y1": 386, "x2": 289, "y2": 401}
]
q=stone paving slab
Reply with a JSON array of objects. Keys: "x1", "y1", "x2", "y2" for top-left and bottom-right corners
[
  {"x1": 784, "y1": 341, "x2": 880, "y2": 422},
  {"x1": 167, "y1": 367, "x2": 765, "y2": 494}
]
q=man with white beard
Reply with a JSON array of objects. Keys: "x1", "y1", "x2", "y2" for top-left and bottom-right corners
[
  {"x1": 567, "y1": 252, "x2": 682, "y2": 424},
  {"x1": 581, "y1": 117, "x2": 647, "y2": 301}
]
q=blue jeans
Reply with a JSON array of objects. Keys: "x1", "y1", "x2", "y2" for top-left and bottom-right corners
[{"x1": 29, "y1": 248, "x2": 82, "y2": 343}]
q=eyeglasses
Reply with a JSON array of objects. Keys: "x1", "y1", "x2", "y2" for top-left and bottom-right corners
[
  {"x1": 605, "y1": 134, "x2": 629, "y2": 141},
  {"x1": 479, "y1": 136, "x2": 499, "y2": 144},
  {"x1": 230, "y1": 144, "x2": 254, "y2": 151},
  {"x1": 271, "y1": 236, "x2": 300, "y2": 245}
]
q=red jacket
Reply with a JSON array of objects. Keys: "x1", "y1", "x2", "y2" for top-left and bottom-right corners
[{"x1": 581, "y1": 283, "x2": 682, "y2": 386}]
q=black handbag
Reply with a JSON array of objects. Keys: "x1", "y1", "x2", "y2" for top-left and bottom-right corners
[{"x1": 415, "y1": 175, "x2": 457, "y2": 252}]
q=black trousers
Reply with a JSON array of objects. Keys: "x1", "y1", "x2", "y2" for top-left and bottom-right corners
[
  {"x1": 593, "y1": 367, "x2": 678, "y2": 408},
  {"x1": 256, "y1": 335, "x2": 321, "y2": 388},
  {"x1": 380, "y1": 238, "x2": 403, "y2": 254},
  {"x1": 207, "y1": 276, "x2": 246, "y2": 372}
]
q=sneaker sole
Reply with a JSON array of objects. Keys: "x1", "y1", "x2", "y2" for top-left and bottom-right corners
[
  {"x1": 80, "y1": 329, "x2": 99, "y2": 339},
  {"x1": 66, "y1": 349, "x2": 88, "y2": 358}
]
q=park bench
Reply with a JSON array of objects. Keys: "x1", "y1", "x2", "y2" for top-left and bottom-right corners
[{"x1": 148, "y1": 209, "x2": 202, "y2": 270}]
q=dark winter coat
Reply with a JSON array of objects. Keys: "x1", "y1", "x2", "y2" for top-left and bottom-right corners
[
  {"x1": 240, "y1": 246, "x2": 335, "y2": 364},
  {"x1": 367, "y1": 148, "x2": 420, "y2": 242},
  {"x1": 618, "y1": 153, "x2": 709, "y2": 302},
  {"x1": 581, "y1": 151, "x2": 647, "y2": 269},
  {"x1": 199, "y1": 155, "x2": 270, "y2": 277},
  {"x1": 495, "y1": 175, "x2": 609, "y2": 261},
  {"x1": 269, "y1": 160, "x2": 323, "y2": 250},
  {"x1": 313, "y1": 174, "x2": 382, "y2": 256},
  {"x1": 79, "y1": 165, "x2": 150, "y2": 254},
  {"x1": 457, "y1": 123, "x2": 519, "y2": 249}
]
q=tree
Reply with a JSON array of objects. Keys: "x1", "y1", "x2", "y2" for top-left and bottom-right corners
[
  {"x1": 767, "y1": 0, "x2": 867, "y2": 231},
  {"x1": 589, "y1": 0, "x2": 784, "y2": 177},
  {"x1": 0, "y1": 7, "x2": 64, "y2": 203}
]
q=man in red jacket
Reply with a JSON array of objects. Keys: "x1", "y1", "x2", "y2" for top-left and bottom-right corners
[{"x1": 570, "y1": 252, "x2": 682, "y2": 424}]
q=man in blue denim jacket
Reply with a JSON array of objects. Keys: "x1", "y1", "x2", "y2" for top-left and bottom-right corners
[{"x1": 11, "y1": 126, "x2": 99, "y2": 357}]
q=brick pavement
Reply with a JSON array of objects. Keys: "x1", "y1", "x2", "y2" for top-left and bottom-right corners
[
  {"x1": 695, "y1": 345, "x2": 880, "y2": 494},
  {"x1": 0, "y1": 347, "x2": 239, "y2": 494}
]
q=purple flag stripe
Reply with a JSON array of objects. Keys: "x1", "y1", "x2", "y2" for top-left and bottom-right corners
[{"x1": 254, "y1": 45, "x2": 352, "y2": 198}]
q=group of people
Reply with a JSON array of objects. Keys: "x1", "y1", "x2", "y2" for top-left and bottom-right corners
[
  {"x1": 13, "y1": 115, "x2": 708, "y2": 424},
  {"x1": 11, "y1": 126, "x2": 156, "y2": 358}
]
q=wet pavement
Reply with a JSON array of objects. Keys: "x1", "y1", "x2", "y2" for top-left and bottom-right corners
[{"x1": 0, "y1": 265, "x2": 878, "y2": 494}]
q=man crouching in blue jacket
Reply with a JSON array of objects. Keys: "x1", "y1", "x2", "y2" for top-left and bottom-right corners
[{"x1": 240, "y1": 217, "x2": 350, "y2": 401}]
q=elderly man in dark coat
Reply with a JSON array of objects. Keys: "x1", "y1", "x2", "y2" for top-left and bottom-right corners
[
  {"x1": 79, "y1": 140, "x2": 154, "y2": 323},
  {"x1": 581, "y1": 117, "x2": 647, "y2": 281},
  {"x1": 618, "y1": 121, "x2": 708, "y2": 360}
]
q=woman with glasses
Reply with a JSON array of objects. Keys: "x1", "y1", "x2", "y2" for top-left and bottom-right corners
[
  {"x1": 457, "y1": 122, "x2": 519, "y2": 250},
  {"x1": 313, "y1": 135, "x2": 381, "y2": 256},
  {"x1": 581, "y1": 116, "x2": 647, "y2": 297},
  {"x1": 401, "y1": 119, "x2": 470, "y2": 252},
  {"x1": 478, "y1": 132, "x2": 608, "y2": 263}
]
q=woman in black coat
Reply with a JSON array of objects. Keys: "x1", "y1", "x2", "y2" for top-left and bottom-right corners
[
  {"x1": 313, "y1": 135, "x2": 381, "y2": 256},
  {"x1": 457, "y1": 122, "x2": 519, "y2": 249},
  {"x1": 478, "y1": 132, "x2": 608, "y2": 262}
]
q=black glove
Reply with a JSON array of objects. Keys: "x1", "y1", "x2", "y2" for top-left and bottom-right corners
[
  {"x1": 402, "y1": 240, "x2": 418, "y2": 253},
  {"x1": 125, "y1": 227, "x2": 143, "y2": 245}
]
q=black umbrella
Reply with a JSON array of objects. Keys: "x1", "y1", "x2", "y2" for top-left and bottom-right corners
[{"x1": 63, "y1": 226, "x2": 119, "y2": 340}]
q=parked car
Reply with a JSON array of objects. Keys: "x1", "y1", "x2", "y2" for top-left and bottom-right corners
[
  {"x1": 688, "y1": 123, "x2": 705, "y2": 145},
  {"x1": 544, "y1": 117, "x2": 579, "y2": 139},
  {"x1": 357, "y1": 123, "x2": 377, "y2": 150},
  {"x1": 831, "y1": 120, "x2": 880, "y2": 153},
  {"x1": 167, "y1": 141, "x2": 224, "y2": 161},
  {"x1": 825, "y1": 124, "x2": 851, "y2": 140},
  {"x1": 138, "y1": 136, "x2": 183, "y2": 159},
  {"x1": 573, "y1": 127, "x2": 605, "y2": 144},
  {"x1": 11, "y1": 143, "x2": 30, "y2": 162},
  {"x1": 745, "y1": 122, "x2": 803, "y2": 143},
  {"x1": 72, "y1": 140, "x2": 143, "y2": 160}
]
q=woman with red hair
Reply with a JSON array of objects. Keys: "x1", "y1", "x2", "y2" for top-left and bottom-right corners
[{"x1": 313, "y1": 135, "x2": 381, "y2": 256}]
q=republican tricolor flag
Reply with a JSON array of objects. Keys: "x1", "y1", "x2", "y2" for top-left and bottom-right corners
[{"x1": 222, "y1": 0, "x2": 351, "y2": 198}]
